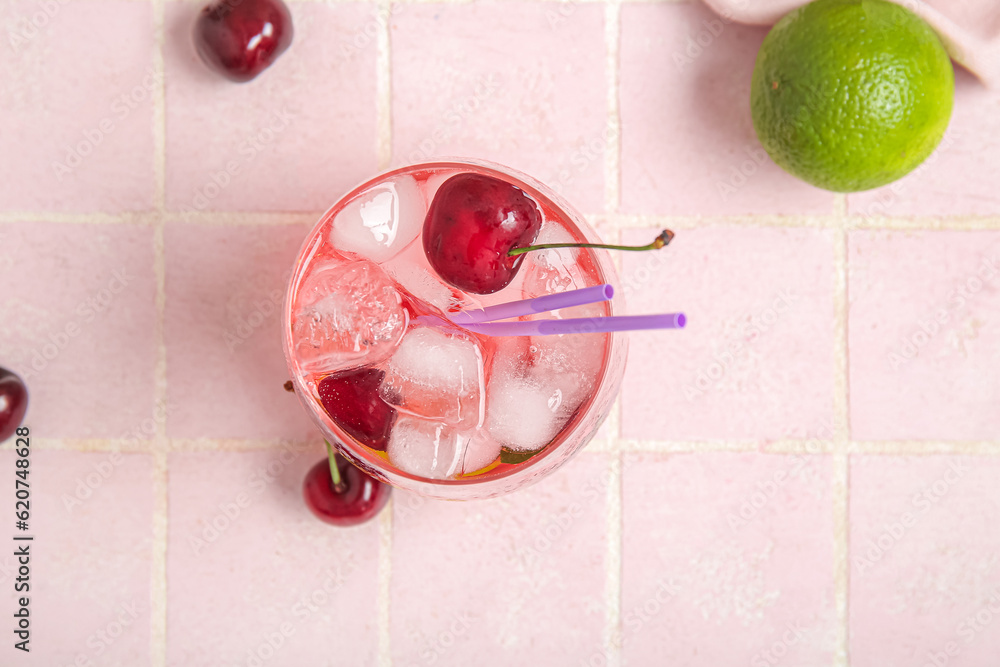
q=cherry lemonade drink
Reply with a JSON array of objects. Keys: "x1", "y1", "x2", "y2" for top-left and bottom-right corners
[{"x1": 283, "y1": 160, "x2": 627, "y2": 499}]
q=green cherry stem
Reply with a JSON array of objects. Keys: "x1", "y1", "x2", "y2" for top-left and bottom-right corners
[
  {"x1": 325, "y1": 440, "x2": 346, "y2": 494},
  {"x1": 507, "y1": 229, "x2": 674, "y2": 257}
]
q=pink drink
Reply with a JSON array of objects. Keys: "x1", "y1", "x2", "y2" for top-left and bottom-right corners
[{"x1": 283, "y1": 160, "x2": 626, "y2": 499}]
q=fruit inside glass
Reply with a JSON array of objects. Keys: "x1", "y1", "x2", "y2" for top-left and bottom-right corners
[{"x1": 283, "y1": 159, "x2": 626, "y2": 500}]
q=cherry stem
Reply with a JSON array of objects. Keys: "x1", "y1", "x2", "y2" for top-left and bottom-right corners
[
  {"x1": 508, "y1": 229, "x2": 674, "y2": 257},
  {"x1": 324, "y1": 440, "x2": 347, "y2": 495}
]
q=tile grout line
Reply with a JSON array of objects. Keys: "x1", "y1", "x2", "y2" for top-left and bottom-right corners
[
  {"x1": 151, "y1": 0, "x2": 169, "y2": 663},
  {"x1": 375, "y1": 0, "x2": 393, "y2": 172},
  {"x1": 832, "y1": 193, "x2": 850, "y2": 667},
  {"x1": 25, "y1": 437, "x2": 1000, "y2": 454},
  {"x1": 9, "y1": 209, "x2": 1000, "y2": 230},
  {"x1": 377, "y1": 498, "x2": 394, "y2": 667},
  {"x1": 604, "y1": 5, "x2": 624, "y2": 663},
  {"x1": 833, "y1": 452, "x2": 849, "y2": 667},
  {"x1": 604, "y1": 0, "x2": 622, "y2": 216},
  {"x1": 604, "y1": 449, "x2": 623, "y2": 667},
  {"x1": 376, "y1": 3, "x2": 394, "y2": 665},
  {"x1": 833, "y1": 192, "x2": 847, "y2": 218},
  {"x1": 601, "y1": 213, "x2": 1000, "y2": 230},
  {"x1": 164, "y1": 211, "x2": 323, "y2": 225}
]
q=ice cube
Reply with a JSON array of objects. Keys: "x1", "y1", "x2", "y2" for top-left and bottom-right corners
[
  {"x1": 462, "y1": 431, "x2": 503, "y2": 474},
  {"x1": 526, "y1": 329, "x2": 606, "y2": 416},
  {"x1": 387, "y1": 416, "x2": 469, "y2": 479},
  {"x1": 520, "y1": 222, "x2": 590, "y2": 297},
  {"x1": 419, "y1": 171, "x2": 453, "y2": 208},
  {"x1": 515, "y1": 217, "x2": 609, "y2": 416},
  {"x1": 490, "y1": 335, "x2": 530, "y2": 377},
  {"x1": 329, "y1": 175, "x2": 424, "y2": 263},
  {"x1": 383, "y1": 238, "x2": 481, "y2": 314},
  {"x1": 379, "y1": 326, "x2": 485, "y2": 426},
  {"x1": 484, "y1": 374, "x2": 571, "y2": 452},
  {"x1": 292, "y1": 260, "x2": 407, "y2": 372}
]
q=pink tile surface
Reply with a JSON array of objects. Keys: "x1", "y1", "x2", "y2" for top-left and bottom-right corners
[
  {"x1": 391, "y1": 2, "x2": 608, "y2": 213},
  {"x1": 620, "y1": 226, "x2": 836, "y2": 440},
  {"x1": 164, "y1": 222, "x2": 316, "y2": 439},
  {"x1": 167, "y1": 448, "x2": 379, "y2": 666},
  {"x1": 622, "y1": 452, "x2": 836, "y2": 666},
  {"x1": 3, "y1": 1, "x2": 1000, "y2": 664},
  {"x1": 850, "y1": 456, "x2": 1000, "y2": 667},
  {"x1": 849, "y1": 69, "x2": 1000, "y2": 218},
  {"x1": 619, "y1": 2, "x2": 834, "y2": 216},
  {"x1": 390, "y1": 452, "x2": 609, "y2": 664},
  {"x1": 0, "y1": 0, "x2": 155, "y2": 213},
  {"x1": 0, "y1": 450, "x2": 153, "y2": 666},
  {"x1": 0, "y1": 223, "x2": 157, "y2": 437},
  {"x1": 165, "y1": 2, "x2": 378, "y2": 212},
  {"x1": 848, "y1": 231, "x2": 1000, "y2": 440}
]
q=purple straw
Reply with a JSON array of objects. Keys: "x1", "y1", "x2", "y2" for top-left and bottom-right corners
[
  {"x1": 459, "y1": 312, "x2": 686, "y2": 336},
  {"x1": 449, "y1": 284, "x2": 614, "y2": 324}
]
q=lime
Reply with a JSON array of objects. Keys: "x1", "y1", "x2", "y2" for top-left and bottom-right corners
[{"x1": 750, "y1": 0, "x2": 954, "y2": 192}]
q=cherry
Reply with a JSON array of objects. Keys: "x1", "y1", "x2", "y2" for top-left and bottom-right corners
[
  {"x1": 193, "y1": 0, "x2": 293, "y2": 83},
  {"x1": 317, "y1": 367, "x2": 396, "y2": 451},
  {"x1": 303, "y1": 442, "x2": 391, "y2": 526},
  {"x1": 0, "y1": 368, "x2": 28, "y2": 444},
  {"x1": 423, "y1": 173, "x2": 544, "y2": 294},
  {"x1": 423, "y1": 173, "x2": 677, "y2": 295}
]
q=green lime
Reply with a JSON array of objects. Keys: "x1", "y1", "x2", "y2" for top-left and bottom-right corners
[{"x1": 750, "y1": 0, "x2": 954, "y2": 192}]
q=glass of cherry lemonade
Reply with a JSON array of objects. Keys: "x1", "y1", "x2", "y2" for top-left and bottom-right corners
[{"x1": 283, "y1": 159, "x2": 628, "y2": 500}]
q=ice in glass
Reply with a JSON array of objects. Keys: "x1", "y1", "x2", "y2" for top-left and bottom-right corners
[{"x1": 283, "y1": 160, "x2": 626, "y2": 499}]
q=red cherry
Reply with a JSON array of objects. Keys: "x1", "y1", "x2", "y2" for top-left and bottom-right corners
[
  {"x1": 303, "y1": 449, "x2": 391, "y2": 526},
  {"x1": 0, "y1": 368, "x2": 28, "y2": 443},
  {"x1": 193, "y1": 0, "x2": 293, "y2": 83},
  {"x1": 422, "y1": 173, "x2": 543, "y2": 294},
  {"x1": 318, "y1": 368, "x2": 396, "y2": 451}
]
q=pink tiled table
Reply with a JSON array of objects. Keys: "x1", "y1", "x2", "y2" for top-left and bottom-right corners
[{"x1": 0, "y1": 0, "x2": 998, "y2": 665}]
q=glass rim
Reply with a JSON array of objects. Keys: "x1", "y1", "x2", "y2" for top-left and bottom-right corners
[{"x1": 281, "y1": 158, "x2": 627, "y2": 497}]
